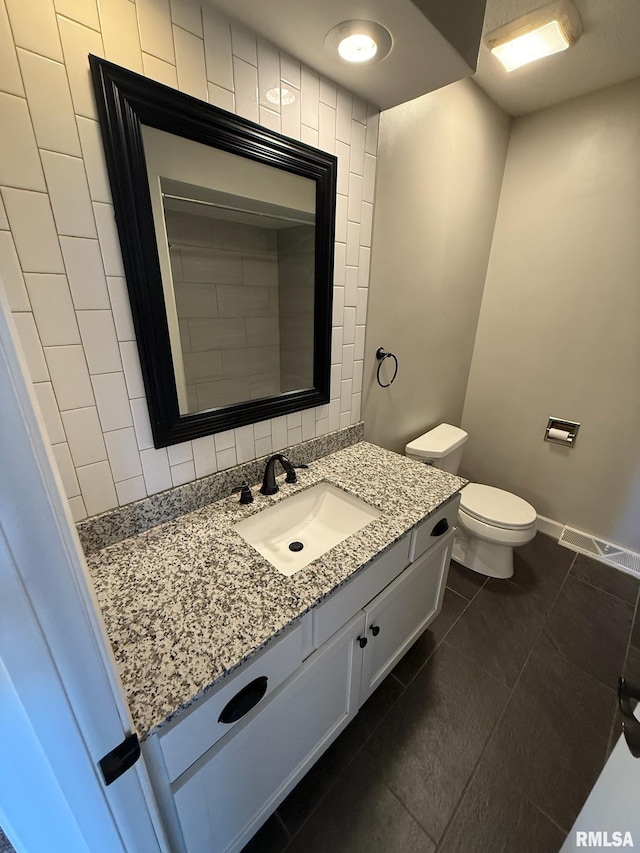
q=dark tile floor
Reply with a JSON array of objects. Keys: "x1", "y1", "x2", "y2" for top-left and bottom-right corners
[{"x1": 243, "y1": 534, "x2": 640, "y2": 853}]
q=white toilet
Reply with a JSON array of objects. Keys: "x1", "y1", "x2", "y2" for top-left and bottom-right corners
[{"x1": 405, "y1": 424, "x2": 537, "y2": 579}]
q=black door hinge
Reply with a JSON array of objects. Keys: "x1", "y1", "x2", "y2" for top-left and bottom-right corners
[{"x1": 99, "y1": 732, "x2": 141, "y2": 786}]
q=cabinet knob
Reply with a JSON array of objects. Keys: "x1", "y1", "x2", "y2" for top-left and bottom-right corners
[
  {"x1": 357, "y1": 636, "x2": 368, "y2": 648},
  {"x1": 370, "y1": 625, "x2": 380, "y2": 637}
]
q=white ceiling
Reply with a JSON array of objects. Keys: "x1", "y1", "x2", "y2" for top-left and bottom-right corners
[
  {"x1": 211, "y1": 0, "x2": 640, "y2": 116},
  {"x1": 209, "y1": 0, "x2": 476, "y2": 111},
  {"x1": 474, "y1": 0, "x2": 640, "y2": 115}
]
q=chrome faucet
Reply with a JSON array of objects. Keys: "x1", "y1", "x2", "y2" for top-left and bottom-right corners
[{"x1": 260, "y1": 454, "x2": 306, "y2": 496}]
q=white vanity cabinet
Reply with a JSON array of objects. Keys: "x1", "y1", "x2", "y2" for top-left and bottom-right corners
[
  {"x1": 171, "y1": 613, "x2": 365, "y2": 853},
  {"x1": 144, "y1": 495, "x2": 459, "y2": 853},
  {"x1": 359, "y1": 529, "x2": 452, "y2": 704}
]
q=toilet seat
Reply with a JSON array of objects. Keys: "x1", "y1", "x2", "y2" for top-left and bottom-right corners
[
  {"x1": 460, "y1": 484, "x2": 536, "y2": 530},
  {"x1": 457, "y1": 507, "x2": 536, "y2": 548}
]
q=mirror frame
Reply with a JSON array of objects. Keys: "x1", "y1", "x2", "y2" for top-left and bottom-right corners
[{"x1": 90, "y1": 56, "x2": 336, "y2": 448}]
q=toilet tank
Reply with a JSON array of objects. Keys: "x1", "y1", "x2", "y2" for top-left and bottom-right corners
[{"x1": 405, "y1": 424, "x2": 468, "y2": 474}]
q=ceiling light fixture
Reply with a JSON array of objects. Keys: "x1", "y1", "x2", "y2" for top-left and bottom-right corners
[
  {"x1": 266, "y1": 87, "x2": 296, "y2": 106},
  {"x1": 485, "y1": 0, "x2": 583, "y2": 72},
  {"x1": 324, "y1": 20, "x2": 392, "y2": 66},
  {"x1": 339, "y1": 33, "x2": 378, "y2": 63}
]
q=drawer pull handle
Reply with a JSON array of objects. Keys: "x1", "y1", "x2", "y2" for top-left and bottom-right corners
[
  {"x1": 370, "y1": 625, "x2": 380, "y2": 637},
  {"x1": 357, "y1": 636, "x2": 368, "y2": 648},
  {"x1": 431, "y1": 518, "x2": 449, "y2": 537},
  {"x1": 218, "y1": 676, "x2": 268, "y2": 724}
]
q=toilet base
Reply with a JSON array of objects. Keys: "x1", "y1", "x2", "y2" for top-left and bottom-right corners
[{"x1": 452, "y1": 529, "x2": 515, "y2": 579}]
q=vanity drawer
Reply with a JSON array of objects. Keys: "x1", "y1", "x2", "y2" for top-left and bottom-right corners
[
  {"x1": 312, "y1": 534, "x2": 411, "y2": 648},
  {"x1": 158, "y1": 618, "x2": 306, "y2": 783},
  {"x1": 409, "y1": 495, "x2": 460, "y2": 562}
]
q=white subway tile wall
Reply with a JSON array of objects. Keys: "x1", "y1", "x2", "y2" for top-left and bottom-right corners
[{"x1": 0, "y1": 0, "x2": 378, "y2": 520}]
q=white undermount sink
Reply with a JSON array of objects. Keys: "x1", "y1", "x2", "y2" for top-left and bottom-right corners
[{"x1": 233, "y1": 482, "x2": 381, "y2": 576}]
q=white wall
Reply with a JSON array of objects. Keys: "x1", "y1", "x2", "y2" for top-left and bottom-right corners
[
  {"x1": 462, "y1": 78, "x2": 640, "y2": 553},
  {"x1": 363, "y1": 78, "x2": 510, "y2": 453},
  {"x1": 0, "y1": 0, "x2": 378, "y2": 521}
]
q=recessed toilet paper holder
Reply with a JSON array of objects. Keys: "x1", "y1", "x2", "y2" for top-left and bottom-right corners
[{"x1": 545, "y1": 417, "x2": 581, "y2": 446}]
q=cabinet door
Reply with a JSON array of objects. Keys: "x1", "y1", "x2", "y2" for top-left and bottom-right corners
[
  {"x1": 359, "y1": 530, "x2": 453, "y2": 705},
  {"x1": 172, "y1": 612, "x2": 366, "y2": 853}
]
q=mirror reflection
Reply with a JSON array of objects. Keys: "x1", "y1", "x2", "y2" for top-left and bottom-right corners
[{"x1": 142, "y1": 126, "x2": 317, "y2": 415}]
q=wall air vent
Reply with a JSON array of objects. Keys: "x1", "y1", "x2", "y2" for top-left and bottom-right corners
[{"x1": 558, "y1": 526, "x2": 640, "y2": 579}]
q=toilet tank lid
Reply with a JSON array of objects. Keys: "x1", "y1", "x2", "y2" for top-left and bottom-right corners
[{"x1": 405, "y1": 424, "x2": 468, "y2": 459}]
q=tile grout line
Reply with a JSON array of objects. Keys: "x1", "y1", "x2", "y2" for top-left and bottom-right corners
[
  {"x1": 365, "y1": 580, "x2": 490, "y2": 844},
  {"x1": 621, "y1": 584, "x2": 640, "y2": 674},
  {"x1": 278, "y1": 573, "x2": 472, "y2": 850},
  {"x1": 518, "y1": 788, "x2": 571, "y2": 838},
  {"x1": 4, "y1": 9, "x2": 106, "y2": 517},
  {"x1": 278, "y1": 682, "x2": 409, "y2": 850},
  {"x1": 333, "y1": 578, "x2": 491, "y2": 848},
  {"x1": 546, "y1": 559, "x2": 637, "y2": 697},
  {"x1": 537, "y1": 552, "x2": 637, "y2": 714},
  {"x1": 435, "y1": 552, "x2": 577, "y2": 850},
  {"x1": 605, "y1": 584, "x2": 640, "y2": 757},
  {"x1": 568, "y1": 571, "x2": 640, "y2": 606},
  {"x1": 273, "y1": 809, "x2": 292, "y2": 845},
  {"x1": 382, "y1": 781, "x2": 440, "y2": 849},
  {"x1": 497, "y1": 549, "x2": 622, "y2": 831},
  {"x1": 392, "y1": 582, "x2": 479, "y2": 689},
  {"x1": 18, "y1": 7, "x2": 123, "y2": 518}
]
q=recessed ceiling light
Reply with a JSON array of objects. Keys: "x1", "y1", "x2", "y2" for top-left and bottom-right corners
[
  {"x1": 338, "y1": 34, "x2": 378, "y2": 63},
  {"x1": 324, "y1": 20, "x2": 392, "y2": 66},
  {"x1": 266, "y1": 87, "x2": 296, "y2": 106},
  {"x1": 485, "y1": 0, "x2": 583, "y2": 72}
]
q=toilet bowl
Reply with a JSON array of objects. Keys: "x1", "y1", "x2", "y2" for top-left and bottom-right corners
[
  {"x1": 405, "y1": 424, "x2": 537, "y2": 578},
  {"x1": 454, "y1": 483, "x2": 537, "y2": 578}
]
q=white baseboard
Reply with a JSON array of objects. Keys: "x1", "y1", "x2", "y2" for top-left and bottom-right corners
[{"x1": 536, "y1": 515, "x2": 563, "y2": 540}]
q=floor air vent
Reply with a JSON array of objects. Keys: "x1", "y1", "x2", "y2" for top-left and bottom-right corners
[{"x1": 558, "y1": 526, "x2": 640, "y2": 579}]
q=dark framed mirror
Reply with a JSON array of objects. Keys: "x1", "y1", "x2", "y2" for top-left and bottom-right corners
[{"x1": 90, "y1": 56, "x2": 336, "y2": 448}]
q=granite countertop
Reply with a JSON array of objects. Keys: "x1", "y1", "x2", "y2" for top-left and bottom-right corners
[{"x1": 86, "y1": 441, "x2": 465, "y2": 740}]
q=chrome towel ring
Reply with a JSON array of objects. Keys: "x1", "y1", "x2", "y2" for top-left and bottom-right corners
[{"x1": 376, "y1": 347, "x2": 398, "y2": 387}]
